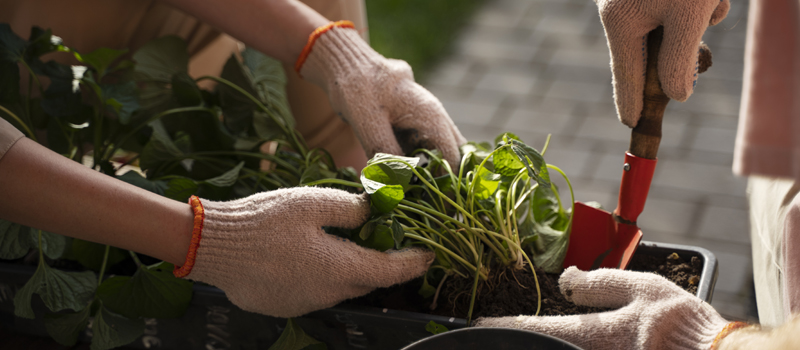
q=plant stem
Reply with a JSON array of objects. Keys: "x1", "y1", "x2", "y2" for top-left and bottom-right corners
[
  {"x1": 430, "y1": 273, "x2": 449, "y2": 310},
  {"x1": 299, "y1": 178, "x2": 363, "y2": 189},
  {"x1": 0, "y1": 104, "x2": 37, "y2": 141},
  {"x1": 466, "y1": 247, "x2": 483, "y2": 326},
  {"x1": 97, "y1": 245, "x2": 111, "y2": 285},
  {"x1": 404, "y1": 233, "x2": 484, "y2": 278},
  {"x1": 128, "y1": 250, "x2": 143, "y2": 267}
]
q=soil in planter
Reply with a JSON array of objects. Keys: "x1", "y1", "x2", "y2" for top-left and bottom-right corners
[{"x1": 346, "y1": 252, "x2": 702, "y2": 318}]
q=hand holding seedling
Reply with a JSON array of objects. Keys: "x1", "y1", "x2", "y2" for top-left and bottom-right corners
[
  {"x1": 175, "y1": 187, "x2": 435, "y2": 318},
  {"x1": 297, "y1": 23, "x2": 467, "y2": 168},
  {"x1": 594, "y1": 0, "x2": 729, "y2": 127},
  {"x1": 474, "y1": 267, "x2": 749, "y2": 350}
]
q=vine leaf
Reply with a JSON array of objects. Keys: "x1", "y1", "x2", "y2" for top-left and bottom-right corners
[
  {"x1": 0, "y1": 219, "x2": 31, "y2": 259},
  {"x1": 97, "y1": 262, "x2": 192, "y2": 319},
  {"x1": 44, "y1": 306, "x2": 91, "y2": 346},
  {"x1": 268, "y1": 318, "x2": 327, "y2": 350},
  {"x1": 203, "y1": 161, "x2": 245, "y2": 187},
  {"x1": 14, "y1": 262, "x2": 96, "y2": 319},
  {"x1": 90, "y1": 303, "x2": 144, "y2": 350}
]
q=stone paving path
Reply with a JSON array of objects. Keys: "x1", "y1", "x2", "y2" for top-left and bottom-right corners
[{"x1": 422, "y1": 0, "x2": 755, "y2": 320}]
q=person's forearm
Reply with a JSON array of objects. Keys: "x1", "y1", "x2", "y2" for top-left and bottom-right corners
[
  {"x1": 161, "y1": 0, "x2": 329, "y2": 64},
  {"x1": 0, "y1": 138, "x2": 194, "y2": 266}
]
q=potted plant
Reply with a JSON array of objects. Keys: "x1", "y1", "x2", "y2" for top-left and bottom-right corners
[{"x1": 0, "y1": 25, "x2": 719, "y2": 350}]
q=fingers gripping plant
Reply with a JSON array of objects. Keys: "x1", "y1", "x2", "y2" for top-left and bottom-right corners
[{"x1": 308, "y1": 133, "x2": 575, "y2": 323}]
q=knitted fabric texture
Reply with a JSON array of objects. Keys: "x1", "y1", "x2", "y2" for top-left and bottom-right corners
[
  {"x1": 177, "y1": 187, "x2": 434, "y2": 318},
  {"x1": 474, "y1": 267, "x2": 729, "y2": 350},
  {"x1": 299, "y1": 25, "x2": 466, "y2": 168},
  {"x1": 594, "y1": 0, "x2": 730, "y2": 127},
  {"x1": 294, "y1": 20, "x2": 355, "y2": 73}
]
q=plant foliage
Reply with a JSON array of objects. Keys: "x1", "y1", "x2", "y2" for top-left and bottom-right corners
[{"x1": 0, "y1": 25, "x2": 348, "y2": 348}]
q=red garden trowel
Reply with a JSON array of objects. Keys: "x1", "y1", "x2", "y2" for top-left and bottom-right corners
[{"x1": 562, "y1": 27, "x2": 713, "y2": 271}]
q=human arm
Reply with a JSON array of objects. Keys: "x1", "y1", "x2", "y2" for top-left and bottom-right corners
[
  {"x1": 0, "y1": 135, "x2": 194, "y2": 266},
  {"x1": 474, "y1": 267, "x2": 752, "y2": 350},
  {"x1": 157, "y1": 0, "x2": 466, "y2": 166},
  {"x1": 0, "y1": 119, "x2": 434, "y2": 317}
]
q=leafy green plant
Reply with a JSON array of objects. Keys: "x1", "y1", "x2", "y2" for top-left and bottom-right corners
[
  {"x1": 0, "y1": 25, "x2": 351, "y2": 349},
  {"x1": 308, "y1": 133, "x2": 574, "y2": 323}
]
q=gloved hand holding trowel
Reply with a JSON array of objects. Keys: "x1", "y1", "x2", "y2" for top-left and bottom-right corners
[{"x1": 475, "y1": 0, "x2": 770, "y2": 349}]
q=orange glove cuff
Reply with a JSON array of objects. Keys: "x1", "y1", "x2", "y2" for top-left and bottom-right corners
[
  {"x1": 294, "y1": 20, "x2": 355, "y2": 74},
  {"x1": 710, "y1": 321, "x2": 750, "y2": 350},
  {"x1": 173, "y1": 195, "x2": 205, "y2": 278}
]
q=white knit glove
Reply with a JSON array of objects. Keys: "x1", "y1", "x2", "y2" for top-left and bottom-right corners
[
  {"x1": 595, "y1": 0, "x2": 729, "y2": 127},
  {"x1": 298, "y1": 23, "x2": 466, "y2": 167},
  {"x1": 474, "y1": 267, "x2": 734, "y2": 350},
  {"x1": 175, "y1": 187, "x2": 434, "y2": 318}
]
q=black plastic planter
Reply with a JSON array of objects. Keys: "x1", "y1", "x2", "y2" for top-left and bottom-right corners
[
  {"x1": 0, "y1": 241, "x2": 718, "y2": 349},
  {"x1": 400, "y1": 327, "x2": 583, "y2": 350}
]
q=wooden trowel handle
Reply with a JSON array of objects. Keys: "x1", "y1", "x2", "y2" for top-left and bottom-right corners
[{"x1": 629, "y1": 27, "x2": 712, "y2": 159}]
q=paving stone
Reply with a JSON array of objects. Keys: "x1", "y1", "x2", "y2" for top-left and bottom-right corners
[
  {"x1": 475, "y1": 71, "x2": 537, "y2": 95},
  {"x1": 545, "y1": 80, "x2": 611, "y2": 103},
  {"x1": 441, "y1": 99, "x2": 499, "y2": 126},
  {"x1": 697, "y1": 206, "x2": 751, "y2": 245},
  {"x1": 637, "y1": 198, "x2": 700, "y2": 236},
  {"x1": 654, "y1": 160, "x2": 747, "y2": 197},
  {"x1": 504, "y1": 107, "x2": 572, "y2": 134},
  {"x1": 456, "y1": 39, "x2": 537, "y2": 62},
  {"x1": 691, "y1": 126, "x2": 738, "y2": 154},
  {"x1": 712, "y1": 251, "x2": 752, "y2": 295}
]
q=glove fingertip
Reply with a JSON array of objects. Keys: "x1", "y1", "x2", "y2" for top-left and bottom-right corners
[
  {"x1": 558, "y1": 266, "x2": 585, "y2": 302},
  {"x1": 710, "y1": 0, "x2": 731, "y2": 26}
]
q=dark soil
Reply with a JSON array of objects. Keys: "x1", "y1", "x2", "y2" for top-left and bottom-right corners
[{"x1": 346, "y1": 251, "x2": 702, "y2": 318}]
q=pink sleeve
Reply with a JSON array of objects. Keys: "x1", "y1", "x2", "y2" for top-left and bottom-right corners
[
  {"x1": 0, "y1": 118, "x2": 25, "y2": 161},
  {"x1": 782, "y1": 193, "x2": 800, "y2": 318}
]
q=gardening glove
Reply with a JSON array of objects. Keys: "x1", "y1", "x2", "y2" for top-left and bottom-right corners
[
  {"x1": 296, "y1": 21, "x2": 466, "y2": 167},
  {"x1": 474, "y1": 267, "x2": 750, "y2": 350},
  {"x1": 595, "y1": 0, "x2": 729, "y2": 127},
  {"x1": 173, "y1": 187, "x2": 435, "y2": 318}
]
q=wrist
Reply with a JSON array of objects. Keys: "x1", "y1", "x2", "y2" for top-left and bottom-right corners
[
  {"x1": 173, "y1": 196, "x2": 204, "y2": 278},
  {"x1": 710, "y1": 321, "x2": 752, "y2": 350}
]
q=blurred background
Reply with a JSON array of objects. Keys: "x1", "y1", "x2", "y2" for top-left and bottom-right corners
[{"x1": 367, "y1": 0, "x2": 757, "y2": 321}]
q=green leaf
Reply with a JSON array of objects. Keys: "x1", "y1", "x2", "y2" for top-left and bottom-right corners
[
  {"x1": 164, "y1": 177, "x2": 198, "y2": 202},
  {"x1": 26, "y1": 27, "x2": 69, "y2": 61},
  {"x1": 0, "y1": 23, "x2": 27, "y2": 61},
  {"x1": 268, "y1": 318, "x2": 327, "y2": 350},
  {"x1": 40, "y1": 62, "x2": 87, "y2": 120},
  {"x1": 133, "y1": 36, "x2": 188, "y2": 113},
  {"x1": 218, "y1": 55, "x2": 261, "y2": 135},
  {"x1": 171, "y1": 71, "x2": 203, "y2": 106},
  {"x1": 75, "y1": 47, "x2": 128, "y2": 76},
  {"x1": 0, "y1": 219, "x2": 32, "y2": 259},
  {"x1": 139, "y1": 120, "x2": 186, "y2": 172},
  {"x1": 102, "y1": 81, "x2": 139, "y2": 124},
  {"x1": 361, "y1": 178, "x2": 404, "y2": 214},
  {"x1": 364, "y1": 153, "x2": 420, "y2": 189},
  {"x1": 531, "y1": 222, "x2": 570, "y2": 274},
  {"x1": 91, "y1": 304, "x2": 144, "y2": 350},
  {"x1": 241, "y1": 48, "x2": 295, "y2": 129},
  {"x1": 64, "y1": 240, "x2": 127, "y2": 272},
  {"x1": 44, "y1": 306, "x2": 91, "y2": 346},
  {"x1": 117, "y1": 171, "x2": 168, "y2": 195},
  {"x1": 509, "y1": 140, "x2": 550, "y2": 187},
  {"x1": 493, "y1": 132, "x2": 521, "y2": 146},
  {"x1": 390, "y1": 217, "x2": 404, "y2": 249},
  {"x1": 493, "y1": 146, "x2": 524, "y2": 177},
  {"x1": 133, "y1": 36, "x2": 188, "y2": 82},
  {"x1": 203, "y1": 161, "x2": 245, "y2": 187},
  {"x1": 97, "y1": 262, "x2": 193, "y2": 319},
  {"x1": 425, "y1": 321, "x2": 449, "y2": 335},
  {"x1": 418, "y1": 274, "x2": 436, "y2": 298},
  {"x1": 14, "y1": 262, "x2": 96, "y2": 319},
  {"x1": 0, "y1": 60, "x2": 20, "y2": 104},
  {"x1": 33, "y1": 230, "x2": 67, "y2": 260},
  {"x1": 472, "y1": 167, "x2": 501, "y2": 201}
]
